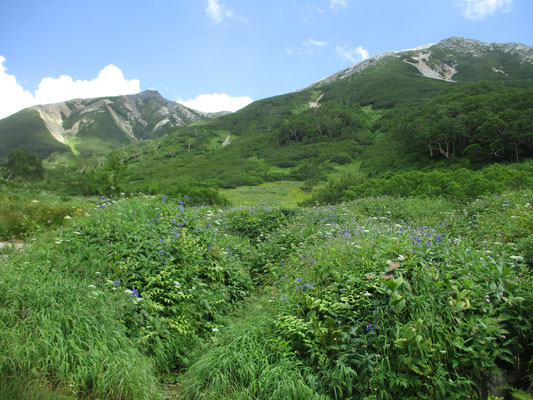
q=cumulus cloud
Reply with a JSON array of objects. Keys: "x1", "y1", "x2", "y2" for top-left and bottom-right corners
[
  {"x1": 177, "y1": 93, "x2": 253, "y2": 113},
  {"x1": 206, "y1": 0, "x2": 234, "y2": 23},
  {"x1": 336, "y1": 45, "x2": 369, "y2": 63},
  {"x1": 0, "y1": 56, "x2": 35, "y2": 119},
  {"x1": 34, "y1": 65, "x2": 140, "y2": 105},
  {"x1": 0, "y1": 58, "x2": 140, "y2": 119},
  {"x1": 456, "y1": 0, "x2": 512, "y2": 20},
  {"x1": 330, "y1": 0, "x2": 348, "y2": 10}
]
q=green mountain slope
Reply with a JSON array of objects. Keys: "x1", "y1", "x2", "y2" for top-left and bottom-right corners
[
  {"x1": 0, "y1": 90, "x2": 225, "y2": 161},
  {"x1": 97, "y1": 37, "x2": 532, "y2": 195},
  {"x1": 0, "y1": 109, "x2": 71, "y2": 161}
]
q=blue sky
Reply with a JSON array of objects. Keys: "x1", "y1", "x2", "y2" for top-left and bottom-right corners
[{"x1": 1, "y1": 0, "x2": 532, "y2": 117}]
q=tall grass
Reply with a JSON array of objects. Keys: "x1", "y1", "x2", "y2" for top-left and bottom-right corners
[
  {"x1": 0, "y1": 232, "x2": 161, "y2": 399},
  {"x1": 180, "y1": 293, "x2": 325, "y2": 400}
]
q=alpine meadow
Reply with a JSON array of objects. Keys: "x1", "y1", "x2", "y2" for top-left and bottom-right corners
[{"x1": 1, "y1": 29, "x2": 533, "y2": 400}]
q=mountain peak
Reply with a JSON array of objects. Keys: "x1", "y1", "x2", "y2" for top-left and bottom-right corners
[
  {"x1": 437, "y1": 36, "x2": 533, "y2": 61},
  {"x1": 135, "y1": 90, "x2": 164, "y2": 100},
  {"x1": 305, "y1": 37, "x2": 533, "y2": 90}
]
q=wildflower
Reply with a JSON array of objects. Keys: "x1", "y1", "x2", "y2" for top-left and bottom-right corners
[
  {"x1": 295, "y1": 277, "x2": 302, "y2": 283},
  {"x1": 131, "y1": 288, "x2": 139, "y2": 298},
  {"x1": 366, "y1": 324, "x2": 374, "y2": 332},
  {"x1": 158, "y1": 250, "x2": 164, "y2": 254},
  {"x1": 88, "y1": 284, "x2": 96, "y2": 289},
  {"x1": 212, "y1": 327, "x2": 219, "y2": 332},
  {"x1": 397, "y1": 254, "x2": 405, "y2": 261},
  {"x1": 114, "y1": 280, "x2": 121, "y2": 285}
]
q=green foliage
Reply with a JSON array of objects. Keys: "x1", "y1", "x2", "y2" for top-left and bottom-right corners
[
  {"x1": 1, "y1": 191, "x2": 531, "y2": 399},
  {"x1": 179, "y1": 294, "x2": 324, "y2": 400},
  {"x1": 270, "y1": 194, "x2": 533, "y2": 399},
  {"x1": 5, "y1": 149, "x2": 44, "y2": 180},
  {"x1": 381, "y1": 81, "x2": 533, "y2": 166},
  {"x1": 0, "y1": 184, "x2": 89, "y2": 240},
  {"x1": 308, "y1": 161, "x2": 533, "y2": 204}
]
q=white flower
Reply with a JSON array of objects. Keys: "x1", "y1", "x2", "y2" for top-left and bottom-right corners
[
  {"x1": 88, "y1": 284, "x2": 96, "y2": 289},
  {"x1": 64, "y1": 215, "x2": 72, "y2": 219},
  {"x1": 212, "y1": 328, "x2": 219, "y2": 332},
  {"x1": 510, "y1": 255, "x2": 524, "y2": 261},
  {"x1": 32, "y1": 200, "x2": 39, "y2": 203},
  {"x1": 398, "y1": 254, "x2": 405, "y2": 261}
]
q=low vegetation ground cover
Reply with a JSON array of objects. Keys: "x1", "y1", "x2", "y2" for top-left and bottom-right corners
[
  {"x1": 0, "y1": 184, "x2": 90, "y2": 242},
  {"x1": 0, "y1": 189, "x2": 531, "y2": 399}
]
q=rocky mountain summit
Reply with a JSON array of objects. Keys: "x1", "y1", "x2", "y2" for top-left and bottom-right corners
[
  {"x1": 307, "y1": 36, "x2": 533, "y2": 89},
  {"x1": 0, "y1": 91, "x2": 226, "y2": 159}
]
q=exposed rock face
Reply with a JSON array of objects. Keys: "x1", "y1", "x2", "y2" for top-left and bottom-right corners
[
  {"x1": 305, "y1": 37, "x2": 533, "y2": 89},
  {"x1": 28, "y1": 90, "x2": 225, "y2": 155}
]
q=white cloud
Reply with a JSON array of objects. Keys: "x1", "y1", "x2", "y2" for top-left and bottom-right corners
[
  {"x1": 0, "y1": 56, "x2": 35, "y2": 119},
  {"x1": 330, "y1": 0, "x2": 348, "y2": 10},
  {"x1": 0, "y1": 58, "x2": 140, "y2": 120},
  {"x1": 456, "y1": 0, "x2": 512, "y2": 20},
  {"x1": 34, "y1": 65, "x2": 140, "y2": 105},
  {"x1": 303, "y1": 39, "x2": 328, "y2": 48},
  {"x1": 336, "y1": 45, "x2": 369, "y2": 63},
  {"x1": 206, "y1": 0, "x2": 234, "y2": 23},
  {"x1": 178, "y1": 93, "x2": 253, "y2": 113}
]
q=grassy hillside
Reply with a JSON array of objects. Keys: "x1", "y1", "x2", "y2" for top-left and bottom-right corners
[{"x1": 0, "y1": 109, "x2": 70, "y2": 162}]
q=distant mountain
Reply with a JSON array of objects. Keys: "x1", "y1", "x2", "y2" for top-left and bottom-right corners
[
  {"x1": 0, "y1": 90, "x2": 226, "y2": 161},
  {"x1": 307, "y1": 36, "x2": 533, "y2": 89},
  {"x1": 106, "y1": 37, "x2": 533, "y2": 194}
]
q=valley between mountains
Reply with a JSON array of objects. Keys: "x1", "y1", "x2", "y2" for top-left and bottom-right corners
[{"x1": 1, "y1": 36, "x2": 532, "y2": 400}]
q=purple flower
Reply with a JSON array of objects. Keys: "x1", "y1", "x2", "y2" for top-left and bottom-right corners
[
  {"x1": 114, "y1": 280, "x2": 121, "y2": 285},
  {"x1": 366, "y1": 324, "x2": 374, "y2": 332},
  {"x1": 132, "y1": 288, "x2": 139, "y2": 298},
  {"x1": 295, "y1": 277, "x2": 302, "y2": 283}
]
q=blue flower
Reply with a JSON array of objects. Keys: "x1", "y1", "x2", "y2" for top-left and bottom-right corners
[
  {"x1": 132, "y1": 288, "x2": 139, "y2": 298},
  {"x1": 295, "y1": 277, "x2": 302, "y2": 283},
  {"x1": 366, "y1": 324, "x2": 374, "y2": 332},
  {"x1": 114, "y1": 280, "x2": 121, "y2": 285}
]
